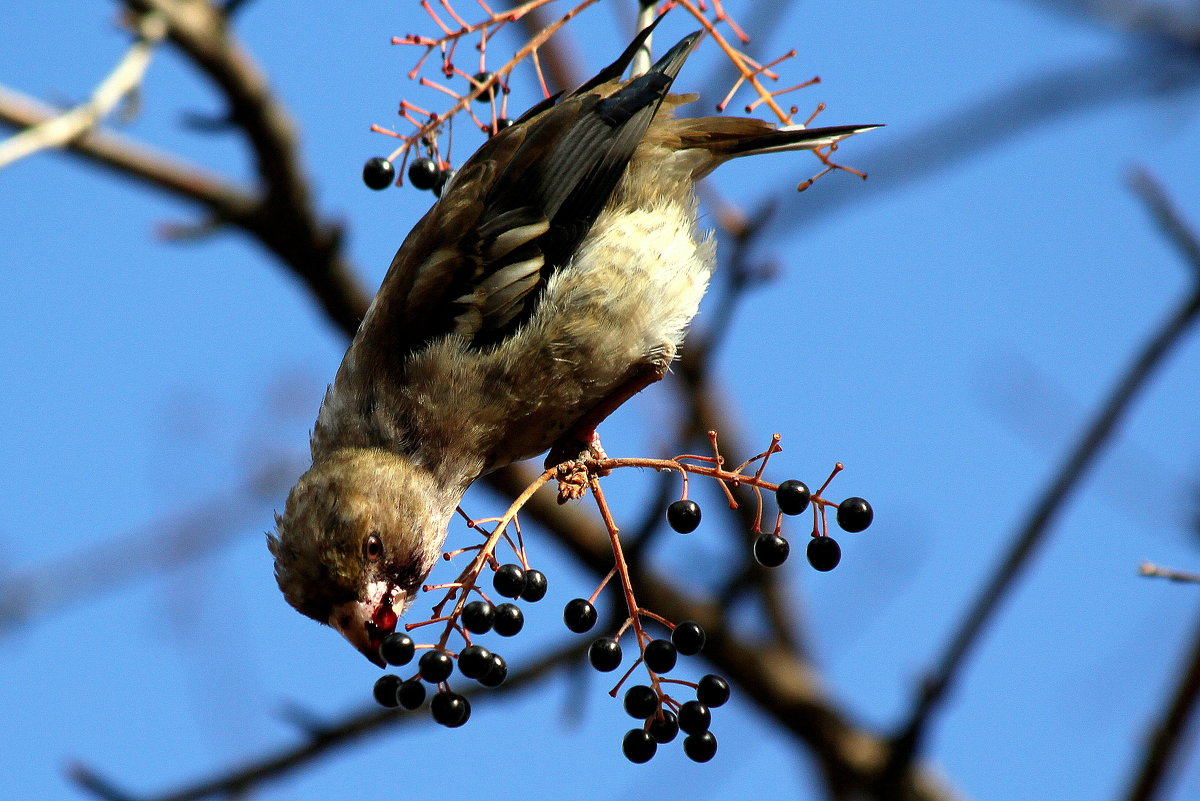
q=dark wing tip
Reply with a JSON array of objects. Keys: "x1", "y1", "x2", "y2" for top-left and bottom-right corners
[{"x1": 573, "y1": 12, "x2": 672, "y2": 95}]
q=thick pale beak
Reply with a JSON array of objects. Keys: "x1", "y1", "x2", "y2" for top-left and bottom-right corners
[{"x1": 329, "y1": 583, "x2": 406, "y2": 667}]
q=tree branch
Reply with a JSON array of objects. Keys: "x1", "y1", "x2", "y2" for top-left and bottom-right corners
[
  {"x1": 1121, "y1": 610, "x2": 1200, "y2": 801},
  {"x1": 885, "y1": 170, "x2": 1200, "y2": 786}
]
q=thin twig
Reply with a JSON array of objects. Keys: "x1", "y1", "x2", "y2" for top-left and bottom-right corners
[{"x1": 1140, "y1": 562, "x2": 1200, "y2": 584}]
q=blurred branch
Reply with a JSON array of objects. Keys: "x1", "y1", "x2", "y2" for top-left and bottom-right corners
[
  {"x1": 71, "y1": 639, "x2": 587, "y2": 801},
  {"x1": 1140, "y1": 562, "x2": 1200, "y2": 584},
  {"x1": 1121, "y1": 611, "x2": 1200, "y2": 801},
  {"x1": 0, "y1": 456, "x2": 302, "y2": 633},
  {"x1": 1016, "y1": 0, "x2": 1200, "y2": 42},
  {"x1": 0, "y1": 0, "x2": 370, "y2": 334},
  {"x1": 0, "y1": 86, "x2": 257, "y2": 219},
  {"x1": 0, "y1": 11, "x2": 165, "y2": 168},
  {"x1": 119, "y1": 0, "x2": 370, "y2": 333},
  {"x1": 885, "y1": 170, "x2": 1200, "y2": 786},
  {"x1": 512, "y1": 0, "x2": 581, "y2": 92},
  {"x1": 769, "y1": 45, "x2": 1200, "y2": 238},
  {"x1": 1129, "y1": 167, "x2": 1200, "y2": 278}
]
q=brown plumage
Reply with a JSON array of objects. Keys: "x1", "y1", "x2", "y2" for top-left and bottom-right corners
[{"x1": 269, "y1": 24, "x2": 879, "y2": 665}]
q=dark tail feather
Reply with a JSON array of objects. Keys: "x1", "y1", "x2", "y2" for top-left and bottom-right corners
[
  {"x1": 593, "y1": 30, "x2": 703, "y2": 127},
  {"x1": 573, "y1": 13, "x2": 672, "y2": 95},
  {"x1": 726, "y1": 123, "x2": 884, "y2": 156}
]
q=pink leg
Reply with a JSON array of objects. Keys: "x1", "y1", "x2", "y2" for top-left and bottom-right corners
[{"x1": 544, "y1": 361, "x2": 668, "y2": 468}]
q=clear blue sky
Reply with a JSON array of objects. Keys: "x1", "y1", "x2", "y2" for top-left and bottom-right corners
[{"x1": 2, "y1": 2, "x2": 1199, "y2": 800}]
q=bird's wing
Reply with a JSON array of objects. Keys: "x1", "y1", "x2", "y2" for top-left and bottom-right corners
[{"x1": 359, "y1": 29, "x2": 703, "y2": 359}]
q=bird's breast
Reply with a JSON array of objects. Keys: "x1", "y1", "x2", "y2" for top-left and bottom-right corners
[{"x1": 403, "y1": 194, "x2": 715, "y2": 471}]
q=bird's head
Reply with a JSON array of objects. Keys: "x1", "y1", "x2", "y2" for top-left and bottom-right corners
[{"x1": 268, "y1": 448, "x2": 454, "y2": 666}]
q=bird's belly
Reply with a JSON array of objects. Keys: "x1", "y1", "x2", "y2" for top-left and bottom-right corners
[{"x1": 466, "y1": 200, "x2": 715, "y2": 465}]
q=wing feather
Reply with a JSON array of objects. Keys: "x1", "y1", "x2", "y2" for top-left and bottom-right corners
[{"x1": 355, "y1": 29, "x2": 703, "y2": 360}]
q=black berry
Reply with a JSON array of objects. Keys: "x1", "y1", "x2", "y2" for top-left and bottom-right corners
[
  {"x1": 418, "y1": 648, "x2": 453, "y2": 683},
  {"x1": 643, "y1": 639, "x2": 677, "y2": 674},
  {"x1": 623, "y1": 685, "x2": 659, "y2": 718},
  {"x1": 697, "y1": 674, "x2": 730, "y2": 707},
  {"x1": 683, "y1": 731, "x2": 718, "y2": 762},
  {"x1": 520, "y1": 569, "x2": 548, "y2": 602},
  {"x1": 622, "y1": 729, "x2": 657, "y2": 764},
  {"x1": 807, "y1": 536, "x2": 842, "y2": 571},
  {"x1": 648, "y1": 709, "x2": 679, "y2": 743},
  {"x1": 406, "y1": 157, "x2": 438, "y2": 190},
  {"x1": 462, "y1": 600, "x2": 495, "y2": 634},
  {"x1": 397, "y1": 678, "x2": 426, "y2": 710},
  {"x1": 430, "y1": 690, "x2": 470, "y2": 727},
  {"x1": 493, "y1": 564, "x2": 526, "y2": 599},
  {"x1": 776, "y1": 479, "x2": 811, "y2": 515},
  {"x1": 678, "y1": 700, "x2": 711, "y2": 735},
  {"x1": 837, "y1": 497, "x2": 874, "y2": 532},
  {"x1": 491, "y1": 117, "x2": 515, "y2": 134},
  {"x1": 433, "y1": 167, "x2": 455, "y2": 197},
  {"x1": 362, "y1": 157, "x2": 394, "y2": 190},
  {"x1": 563, "y1": 598, "x2": 598, "y2": 633},
  {"x1": 754, "y1": 533, "x2": 790, "y2": 567},
  {"x1": 492, "y1": 602, "x2": 524, "y2": 637},
  {"x1": 380, "y1": 632, "x2": 415, "y2": 666},
  {"x1": 457, "y1": 644, "x2": 492, "y2": 680},
  {"x1": 372, "y1": 674, "x2": 402, "y2": 708},
  {"x1": 471, "y1": 71, "x2": 496, "y2": 102},
  {"x1": 588, "y1": 637, "x2": 622, "y2": 672},
  {"x1": 671, "y1": 621, "x2": 705, "y2": 656},
  {"x1": 666, "y1": 499, "x2": 702, "y2": 533},
  {"x1": 478, "y1": 653, "x2": 507, "y2": 687}
]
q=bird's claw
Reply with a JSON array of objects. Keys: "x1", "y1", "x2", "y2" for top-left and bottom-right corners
[{"x1": 552, "y1": 435, "x2": 610, "y2": 503}]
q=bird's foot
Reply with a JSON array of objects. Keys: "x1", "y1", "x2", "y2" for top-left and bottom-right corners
[{"x1": 550, "y1": 433, "x2": 610, "y2": 503}]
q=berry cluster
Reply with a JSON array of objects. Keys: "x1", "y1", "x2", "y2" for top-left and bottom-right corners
[
  {"x1": 365, "y1": 0, "x2": 869, "y2": 205},
  {"x1": 369, "y1": 431, "x2": 873, "y2": 763},
  {"x1": 563, "y1": 602, "x2": 729, "y2": 763},
  {"x1": 363, "y1": 70, "x2": 515, "y2": 197},
  {"x1": 371, "y1": 561, "x2": 548, "y2": 728},
  {"x1": 666, "y1": 471, "x2": 873, "y2": 572},
  {"x1": 362, "y1": 155, "x2": 459, "y2": 197}
]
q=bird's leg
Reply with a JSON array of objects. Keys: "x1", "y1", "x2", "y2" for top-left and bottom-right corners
[{"x1": 545, "y1": 359, "x2": 670, "y2": 471}]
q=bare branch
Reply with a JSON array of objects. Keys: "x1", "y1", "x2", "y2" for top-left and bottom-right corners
[
  {"x1": 886, "y1": 172, "x2": 1200, "y2": 784},
  {"x1": 0, "y1": 12, "x2": 166, "y2": 169},
  {"x1": 1121, "y1": 613, "x2": 1200, "y2": 801},
  {"x1": 0, "y1": 85, "x2": 256, "y2": 217},
  {"x1": 1139, "y1": 562, "x2": 1200, "y2": 584},
  {"x1": 71, "y1": 640, "x2": 586, "y2": 801}
]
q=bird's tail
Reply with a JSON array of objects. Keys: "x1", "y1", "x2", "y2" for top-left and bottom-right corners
[{"x1": 667, "y1": 118, "x2": 883, "y2": 179}]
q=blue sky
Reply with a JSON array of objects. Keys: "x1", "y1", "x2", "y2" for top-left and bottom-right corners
[{"x1": 2, "y1": 2, "x2": 1200, "y2": 800}]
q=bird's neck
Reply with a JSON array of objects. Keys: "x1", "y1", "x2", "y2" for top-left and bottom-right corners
[{"x1": 312, "y1": 357, "x2": 487, "y2": 495}]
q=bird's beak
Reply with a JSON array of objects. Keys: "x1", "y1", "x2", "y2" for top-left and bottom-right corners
[{"x1": 329, "y1": 582, "x2": 406, "y2": 667}]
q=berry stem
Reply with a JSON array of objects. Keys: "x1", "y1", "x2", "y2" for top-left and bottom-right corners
[
  {"x1": 426, "y1": 467, "x2": 556, "y2": 650},
  {"x1": 587, "y1": 566, "x2": 617, "y2": 604}
]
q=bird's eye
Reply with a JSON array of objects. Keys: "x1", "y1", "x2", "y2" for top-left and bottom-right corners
[{"x1": 363, "y1": 532, "x2": 384, "y2": 562}]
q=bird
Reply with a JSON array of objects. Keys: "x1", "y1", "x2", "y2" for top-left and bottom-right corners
[{"x1": 268, "y1": 21, "x2": 879, "y2": 666}]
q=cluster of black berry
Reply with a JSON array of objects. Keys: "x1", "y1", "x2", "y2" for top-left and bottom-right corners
[
  {"x1": 361, "y1": 156, "x2": 458, "y2": 197},
  {"x1": 362, "y1": 72, "x2": 518, "y2": 197},
  {"x1": 563, "y1": 601, "x2": 729, "y2": 763},
  {"x1": 371, "y1": 562, "x2": 548, "y2": 728},
  {"x1": 666, "y1": 479, "x2": 873, "y2": 572}
]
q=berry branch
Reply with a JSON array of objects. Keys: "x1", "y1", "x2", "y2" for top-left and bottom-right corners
[
  {"x1": 363, "y1": 0, "x2": 866, "y2": 194},
  {"x1": 367, "y1": 430, "x2": 873, "y2": 761}
]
